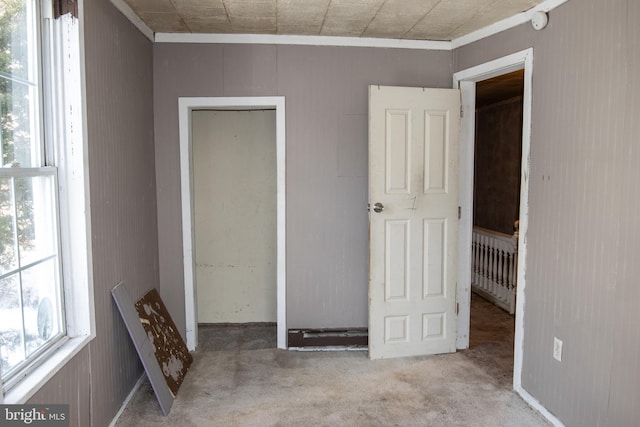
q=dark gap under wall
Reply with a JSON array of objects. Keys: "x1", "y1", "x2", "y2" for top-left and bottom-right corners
[{"x1": 288, "y1": 328, "x2": 368, "y2": 348}]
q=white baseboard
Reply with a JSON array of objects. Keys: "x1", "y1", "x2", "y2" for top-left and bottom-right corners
[
  {"x1": 516, "y1": 385, "x2": 565, "y2": 427},
  {"x1": 288, "y1": 346, "x2": 367, "y2": 352},
  {"x1": 108, "y1": 373, "x2": 147, "y2": 427}
]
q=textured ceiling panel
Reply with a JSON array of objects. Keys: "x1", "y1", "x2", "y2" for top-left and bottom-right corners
[
  {"x1": 405, "y1": 0, "x2": 496, "y2": 40},
  {"x1": 277, "y1": 0, "x2": 329, "y2": 24},
  {"x1": 186, "y1": 19, "x2": 232, "y2": 33},
  {"x1": 122, "y1": 0, "x2": 547, "y2": 41},
  {"x1": 137, "y1": 12, "x2": 189, "y2": 32},
  {"x1": 449, "y1": 0, "x2": 540, "y2": 38},
  {"x1": 226, "y1": 0, "x2": 276, "y2": 33},
  {"x1": 225, "y1": 0, "x2": 276, "y2": 17},
  {"x1": 277, "y1": 0, "x2": 330, "y2": 34},
  {"x1": 127, "y1": 0, "x2": 176, "y2": 13},
  {"x1": 172, "y1": 0, "x2": 226, "y2": 17},
  {"x1": 362, "y1": 0, "x2": 440, "y2": 38},
  {"x1": 320, "y1": 0, "x2": 384, "y2": 36}
]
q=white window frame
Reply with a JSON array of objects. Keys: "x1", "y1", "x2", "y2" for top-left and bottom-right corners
[{"x1": 1, "y1": 0, "x2": 94, "y2": 404}]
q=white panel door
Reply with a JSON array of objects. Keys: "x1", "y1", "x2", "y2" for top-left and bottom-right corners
[{"x1": 369, "y1": 85, "x2": 460, "y2": 359}]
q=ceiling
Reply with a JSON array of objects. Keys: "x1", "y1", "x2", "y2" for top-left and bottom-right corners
[
  {"x1": 123, "y1": 0, "x2": 545, "y2": 41},
  {"x1": 476, "y1": 69, "x2": 524, "y2": 108}
]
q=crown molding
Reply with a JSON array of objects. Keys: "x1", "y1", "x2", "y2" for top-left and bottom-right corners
[
  {"x1": 111, "y1": 0, "x2": 569, "y2": 50},
  {"x1": 110, "y1": 0, "x2": 154, "y2": 42},
  {"x1": 451, "y1": 0, "x2": 570, "y2": 49},
  {"x1": 154, "y1": 33, "x2": 451, "y2": 50}
]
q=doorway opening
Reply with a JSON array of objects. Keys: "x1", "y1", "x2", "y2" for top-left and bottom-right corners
[
  {"x1": 178, "y1": 97, "x2": 287, "y2": 351},
  {"x1": 468, "y1": 69, "x2": 524, "y2": 387},
  {"x1": 453, "y1": 48, "x2": 533, "y2": 397},
  {"x1": 472, "y1": 70, "x2": 524, "y2": 312},
  {"x1": 192, "y1": 109, "x2": 277, "y2": 326}
]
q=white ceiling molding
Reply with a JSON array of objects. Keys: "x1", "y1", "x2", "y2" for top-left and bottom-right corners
[
  {"x1": 451, "y1": 0, "x2": 569, "y2": 49},
  {"x1": 111, "y1": 0, "x2": 568, "y2": 51},
  {"x1": 153, "y1": 33, "x2": 451, "y2": 51},
  {"x1": 110, "y1": 0, "x2": 154, "y2": 42}
]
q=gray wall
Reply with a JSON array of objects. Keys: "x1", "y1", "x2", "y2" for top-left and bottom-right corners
[
  {"x1": 26, "y1": 0, "x2": 640, "y2": 425},
  {"x1": 455, "y1": 0, "x2": 640, "y2": 425},
  {"x1": 154, "y1": 44, "x2": 453, "y2": 330},
  {"x1": 27, "y1": 347, "x2": 91, "y2": 426},
  {"x1": 28, "y1": 0, "x2": 158, "y2": 426}
]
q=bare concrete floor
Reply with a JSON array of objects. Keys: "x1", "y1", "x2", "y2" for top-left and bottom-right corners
[{"x1": 116, "y1": 295, "x2": 549, "y2": 426}]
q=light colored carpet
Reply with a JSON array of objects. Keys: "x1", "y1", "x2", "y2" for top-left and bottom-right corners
[{"x1": 115, "y1": 296, "x2": 550, "y2": 427}]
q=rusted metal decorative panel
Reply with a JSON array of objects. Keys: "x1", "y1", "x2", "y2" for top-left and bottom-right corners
[
  {"x1": 112, "y1": 283, "x2": 193, "y2": 415},
  {"x1": 134, "y1": 288, "x2": 193, "y2": 397},
  {"x1": 112, "y1": 283, "x2": 174, "y2": 415}
]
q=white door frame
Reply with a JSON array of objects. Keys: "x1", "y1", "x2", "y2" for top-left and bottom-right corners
[
  {"x1": 453, "y1": 48, "x2": 532, "y2": 387},
  {"x1": 178, "y1": 96, "x2": 287, "y2": 351}
]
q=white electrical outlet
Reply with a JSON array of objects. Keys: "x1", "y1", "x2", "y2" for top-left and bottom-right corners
[{"x1": 553, "y1": 337, "x2": 563, "y2": 362}]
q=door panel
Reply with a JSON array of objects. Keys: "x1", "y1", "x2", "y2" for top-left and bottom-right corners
[
  {"x1": 385, "y1": 110, "x2": 411, "y2": 194},
  {"x1": 424, "y1": 110, "x2": 448, "y2": 193},
  {"x1": 385, "y1": 220, "x2": 409, "y2": 301},
  {"x1": 369, "y1": 85, "x2": 460, "y2": 359}
]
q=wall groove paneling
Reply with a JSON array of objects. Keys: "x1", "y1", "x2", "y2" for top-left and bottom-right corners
[
  {"x1": 454, "y1": 0, "x2": 640, "y2": 425},
  {"x1": 153, "y1": 44, "x2": 453, "y2": 331},
  {"x1": 28, "y1": 0, "x2": 158, "y2": 425}
]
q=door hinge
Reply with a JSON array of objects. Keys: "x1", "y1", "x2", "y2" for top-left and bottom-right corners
[
  {"x1": 460, "y1": 105, "x2": 464, "y2": 118},
  {"x1": 456, "y1": 302, "x2": 460, "y2": 316},
  {"x1": 458, "y1": 206, "x2": 461, "y2": 219}
]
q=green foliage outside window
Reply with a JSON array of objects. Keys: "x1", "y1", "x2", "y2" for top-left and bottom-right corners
[{"x1": 1, "y1": 0, "x2": 43, "y2": 377}]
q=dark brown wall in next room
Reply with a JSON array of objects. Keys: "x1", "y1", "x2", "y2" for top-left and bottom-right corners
[{"x1": 473, "y1": 96, "x2": 523, "y2": 235}]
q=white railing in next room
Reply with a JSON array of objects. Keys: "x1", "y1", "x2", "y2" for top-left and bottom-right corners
[{"x1": 471, "y1": 226, "x2": 518, "y2": 314}]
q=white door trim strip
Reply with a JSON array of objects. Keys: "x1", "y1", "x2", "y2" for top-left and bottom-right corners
[
  {"x1": 178, "y1": 96, "x2": 287, "y2": 350},
  {"x1": 453, "y1": 49, "x2": 563, "y2": 427}
]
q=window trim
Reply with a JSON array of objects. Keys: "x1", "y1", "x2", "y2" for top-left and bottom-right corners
[{"x1": 1, "y1": 1, "x2": 94, "y2": 404}]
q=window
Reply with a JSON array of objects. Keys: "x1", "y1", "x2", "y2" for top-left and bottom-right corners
[
  {"x1": 1, "y1": 0, "x2": 92, "y2": 399},
  {"x1": 0, "y1": 0, "x2": 64, "y2": 389}
]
